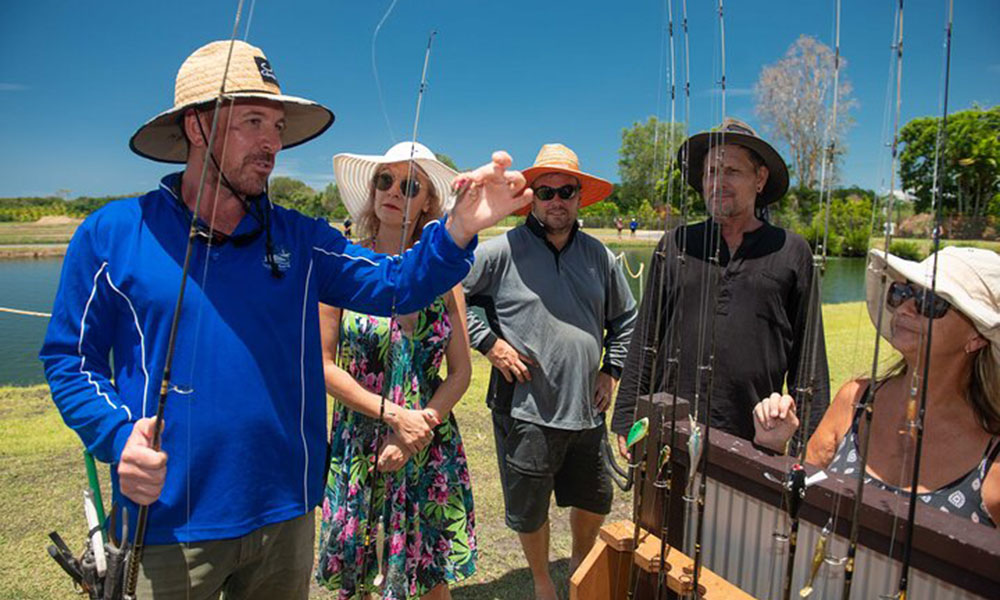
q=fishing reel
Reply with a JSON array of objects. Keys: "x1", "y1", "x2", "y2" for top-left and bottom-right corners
[{"x1": 47, "y1": 503, "x2": 131, "y2": 600}]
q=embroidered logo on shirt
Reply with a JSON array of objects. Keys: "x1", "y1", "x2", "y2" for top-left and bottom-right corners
[{"x1": 266, "y1": 247, "x2": 292, "y2": 272}]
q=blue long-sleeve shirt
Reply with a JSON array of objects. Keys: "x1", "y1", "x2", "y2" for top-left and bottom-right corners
[{"x1": 40, "y1": 172, "x2": 475, "y2": 544}]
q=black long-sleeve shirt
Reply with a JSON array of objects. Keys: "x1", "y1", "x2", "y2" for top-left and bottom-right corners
[{"x1": 611, "y1": 219, "x2": 830, "y2": 443}]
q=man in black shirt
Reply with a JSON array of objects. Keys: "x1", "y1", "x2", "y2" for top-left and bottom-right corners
[{"x1": 611, "y1": 118, "x2": 829, "y2": 454}]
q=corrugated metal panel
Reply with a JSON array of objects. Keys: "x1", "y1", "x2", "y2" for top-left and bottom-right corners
[{"x1": 674, "y1": 478, "x2": 986, "y2": 599}]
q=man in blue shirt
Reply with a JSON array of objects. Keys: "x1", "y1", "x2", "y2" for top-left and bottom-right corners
[{"x1": 40, "y1": 39, "x2": 530, "y2": 599}]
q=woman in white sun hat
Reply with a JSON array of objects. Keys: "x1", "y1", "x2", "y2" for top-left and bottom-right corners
[
  {"x1": 753, "y1": 246, "x2": 1000, "y2": 526},
  {"x1": 316, "y1": 142, "x2": 476, "y2": 599}
]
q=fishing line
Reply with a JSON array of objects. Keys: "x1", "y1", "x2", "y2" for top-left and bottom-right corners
[{"x1": 372, "y1": 0, "x2": 402, "y2": 144}]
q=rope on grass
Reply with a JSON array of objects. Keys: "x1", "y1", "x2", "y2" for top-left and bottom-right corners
[
  {"x1": 615, "y1": 252, "x2": 645, "y2": 279},
  {"x1": 0, "y1": 306, "x2": 51, "y2": 318}
]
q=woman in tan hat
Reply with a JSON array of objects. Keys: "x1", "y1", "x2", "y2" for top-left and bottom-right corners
[
  {"x1": 753, "y1": 247, "x2": 1000, "y2": 526},
  {"x1": 316, "y1": 142, "x2": 476, "y2": 599}
]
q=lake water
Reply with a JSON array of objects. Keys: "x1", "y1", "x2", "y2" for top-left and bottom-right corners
[
  {"x1": 610, "y1": 244, "x2": 866, "y2": 305},
  {"x1": 0, "y1": 252, "x2": 866, "y2": 386},
  {"x1": 1, "y1": 258, "x2": 64, "y2": 386}
]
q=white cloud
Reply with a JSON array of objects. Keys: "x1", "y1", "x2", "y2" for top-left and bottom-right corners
[{"x1": 0, "y1": 83, "x2": 29, "y2": 92}]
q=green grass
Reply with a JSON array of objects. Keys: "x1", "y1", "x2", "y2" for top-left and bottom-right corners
[
  {"x1": 0, "y1": 302, "x2": 882, "y2": 599},
  {"x1": 0, "y1": 221, "x2": 80, "y2": 246}
]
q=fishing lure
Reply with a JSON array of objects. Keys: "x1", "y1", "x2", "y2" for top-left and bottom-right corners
[
  {"x1": 627, "y1": 416, "x2": 650, "y2": 450},
  {"x1": 683, "y1": 415, "x2": 703, "y2": 501},
  {"x1": 799, "y1": 520, "x2": 832, "y2": 597}
]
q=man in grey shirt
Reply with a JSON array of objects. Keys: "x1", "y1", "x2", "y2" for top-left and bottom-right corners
[{"x1": 463, "y1": 144, "x2": 637, "y2": 600}]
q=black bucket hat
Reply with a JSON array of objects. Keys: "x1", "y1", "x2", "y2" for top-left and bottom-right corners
[{"x1": 677, "y1": 117, "x2": 790, "y2": 207}]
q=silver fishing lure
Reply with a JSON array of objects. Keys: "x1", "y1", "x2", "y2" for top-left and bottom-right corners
[{"x1": 683, "y1": 415, "x2": 703, "y2": 502}]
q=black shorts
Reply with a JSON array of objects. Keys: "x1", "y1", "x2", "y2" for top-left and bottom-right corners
[{"x1": 492, "y1": 411, "x2": 613, "y2": 533}]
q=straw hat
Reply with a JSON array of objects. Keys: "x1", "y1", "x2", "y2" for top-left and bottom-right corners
[
  {"x1": 130, "y1": 40, "x2": 334, "y2": 163},
  {"x1": 865, "y1": 247, "x2": 1000, "y2": 370},
  {"x1": 516, "y1": 144, "x2": 613, "y2": 216},
  {"x1": 678, "y1": 117, "x2": 789, "y2": 206},
  {"x1": 334, "y1": 142, "x2": 459, "y2": 220}
]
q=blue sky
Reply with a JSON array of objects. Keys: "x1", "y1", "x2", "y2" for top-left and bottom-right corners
[{"x1": 1, "y1": 0, "x2": 997, "y2": 199}]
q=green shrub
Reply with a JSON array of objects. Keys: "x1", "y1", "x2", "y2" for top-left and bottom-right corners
[{"x1": 889, "y1": 239, "x2": 923, "y2": 261}]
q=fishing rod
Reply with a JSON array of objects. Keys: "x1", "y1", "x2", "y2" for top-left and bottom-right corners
[
  {"x1": 652, "y1": 2, "x2": 695, "y2": 598},
  {"x1": 895, "y1": 2, "x2": 952, "y2": 597},
  {"x1": 776, "y1": 1, "x2": 844, "y2": 597},
  {"x1": 688, "y1": 1, "x2": 728, "y2": 595},
  {"x1": 122, "y1": 5, "x2": 249, "y2": 597},
  {"x1": 840, "y1": 2, "x2": 905, "y2": 597},
  {"x1": 356, "y1": 29, "x2": 439, "y2": 597},
  {"x1": 620, "y1": 5, "x2": 678, "y2": 595}
]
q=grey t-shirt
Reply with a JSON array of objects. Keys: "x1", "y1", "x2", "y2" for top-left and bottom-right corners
[{"x1": 463, "y1": 216, "x2": 637, "y2": 430}]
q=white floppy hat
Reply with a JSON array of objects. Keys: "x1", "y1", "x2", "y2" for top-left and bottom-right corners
[
  {"x1": 334, "y1": 142, "x2": 458, "y2": 220},
  {"x1": 866, "y1": 246, "x2": 1000, "y2": 370},
  {"x1": 130, "y1": 40, "x2": 334, "y2": 163}
]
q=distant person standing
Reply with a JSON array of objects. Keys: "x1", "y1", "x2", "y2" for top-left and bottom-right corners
[
  {"x1": 342, "y1": 217, "x2": 353, "y2": 240},
  {"x1": 615, "y1": 215, "x2": 624, "y2": 238},
  {"x1": 629, "y1": 216, "x2": 638, "y2": 237}
]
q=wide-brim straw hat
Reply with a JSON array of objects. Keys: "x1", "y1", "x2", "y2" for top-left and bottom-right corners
[
  {"x1": 865, "y1": 247, "x2": 1000, "y2": 371},
  {"x1": 334, "y1": 142, "x2": 459, "y2": 220},
  {"x1": 678, "y1": 117, "x2": 789, "y2": 207},
  {"x1": 517, "y1": 144, "x2": 613, "y2": 216},
  {"x1": 130, "y1": 40, "x2": 334, "y2": 163}
]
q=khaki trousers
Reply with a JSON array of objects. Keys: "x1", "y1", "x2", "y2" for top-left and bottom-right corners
[{"x1": 135, "y1": 511, "x2": 315, "y2": 600}]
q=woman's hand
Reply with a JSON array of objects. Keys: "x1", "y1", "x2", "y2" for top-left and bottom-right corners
[
  {"x1": 384, "y1": 405, "x2": 440, "y2": 454},
  {"x1": 753, "y1": 393, "x2": 800, "y2": 453},
  {"x1": 378, "y1": 432, "x2": 411, "y2": 472}
]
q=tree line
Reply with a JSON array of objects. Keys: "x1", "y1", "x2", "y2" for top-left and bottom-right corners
[{"x1": 594, "y1": 35, "x2": 997, "y2": 253}]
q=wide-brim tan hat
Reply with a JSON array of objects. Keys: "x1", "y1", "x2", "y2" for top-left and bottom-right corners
[
  {"x1": 865, "y1": 247, "x2": 1000, "y2": 371},
  {"x1": 678, "y1": 117, "x2": 789, "y2": 207},
  {"x1": 334, "y1": 142, "x2": 459, "y2": 220},
  {"x1": 518, "y1": 143, "x2": 613, "y2": 216},
  {"x1": 130, "y1": 40, "x2": 334, "y2": 163}
]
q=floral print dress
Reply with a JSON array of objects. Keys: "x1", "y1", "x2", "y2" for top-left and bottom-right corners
[{"x1": 316, "y1": 297, "x2": 477, "y2": 599}]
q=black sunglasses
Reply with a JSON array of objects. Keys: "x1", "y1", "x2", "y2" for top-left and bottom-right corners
[
  {"x1": 375, "y1": 172, "x2": 421, "y2": 198},
  {"x1": 886, "y1": 281, "x2": 951, "y2": 319},
  {"x1": 533, "y1": 184, "x2": 580, "y2": 201}
]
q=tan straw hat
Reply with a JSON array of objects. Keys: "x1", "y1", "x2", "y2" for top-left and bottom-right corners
[
  {"x1": 130, "y1": 40, "x2": 334, "y2": 163},
  {"x1": 334, "y1": 142, "x2": 458, "y2": 220},
  {"x1": 866, "y1": 247, "x2": 1000, "y2": 371},
  {"x1": 679, "y1": 117, "x2": 789, "y2": 207},
  {"x1": 517, "y1": 144, "x2": 613, "y2": 216}
]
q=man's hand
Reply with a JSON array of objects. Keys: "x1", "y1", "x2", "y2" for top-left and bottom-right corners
[
  {"x1": 118, "y1": 418, "x2": 168, "y2": 506},
  {"x1": 385, "y1": 406, "x2": 439, "y2": 454},
  {"x1": 752, "y1": 393, "x2": 800, "y2": 453},
  {"x1": 378, "y1": 432, "x2": 411, "y2": 472},
  {"x1": 616, "y1": 434, "x2": 631, "y2": 461},
  {"x1": 593, "y1": 372, "x2": 617, "y2": 413},
  {"x1": 486, "y1": 339, "x2": 535, "y2": 383},
  {"x1": 446, "y1": 151, "x2": 533, "y2": 247}
]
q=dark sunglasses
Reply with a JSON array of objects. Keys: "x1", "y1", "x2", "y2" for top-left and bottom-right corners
[
  {"x1": 533, "y1": 184, "x2": 580, "y2": 201},
  {"x1": 375, "y1": 172, "x2": 421, "y2": 198},
  {"x1": 886, "y1": 281, "x2": 951, "y2": 319}
]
